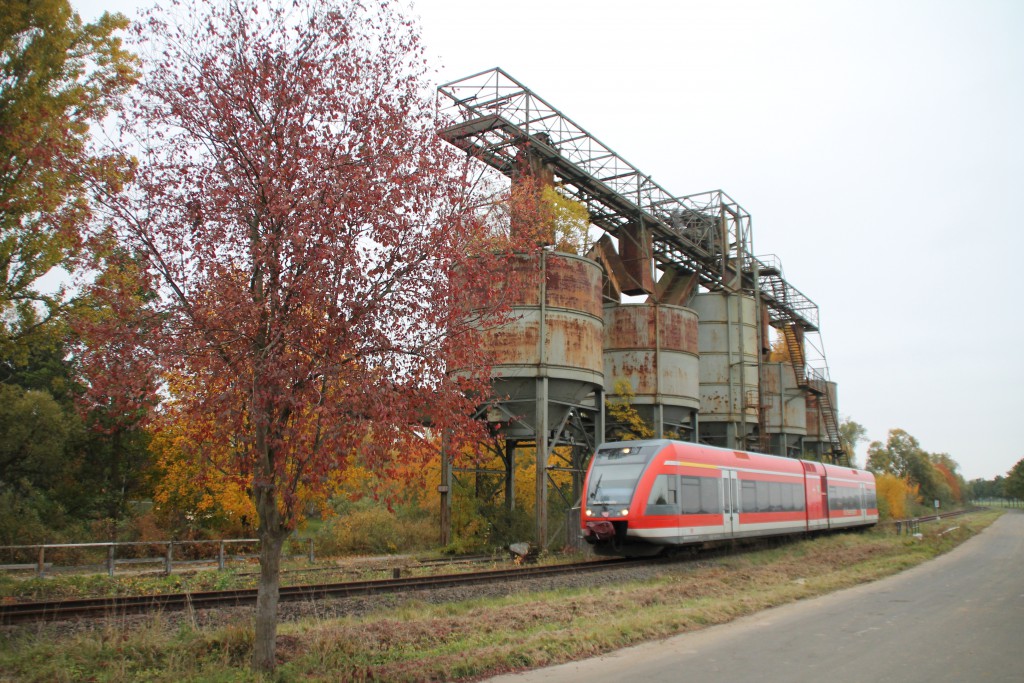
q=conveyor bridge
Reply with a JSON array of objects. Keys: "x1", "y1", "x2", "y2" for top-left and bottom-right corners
[{"x1": 437, "y1": 68, "x2": 820, "y2": 332}]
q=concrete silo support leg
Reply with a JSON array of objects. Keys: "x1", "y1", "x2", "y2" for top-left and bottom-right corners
[{"x1": 536, "y1": 376, "x2": 549, "y2": 547}]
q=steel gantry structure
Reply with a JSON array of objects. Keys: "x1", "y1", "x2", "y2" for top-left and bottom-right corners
[
  {"x1": 435, "y1": 68, "x2": 844, "y2": 544},
  {"x1": 437, "y1": 69, "x2": 826, "y2": 329}
]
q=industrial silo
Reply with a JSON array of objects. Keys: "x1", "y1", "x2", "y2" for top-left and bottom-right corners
[
  {"x1": 482, "y1": 250, "x2": 604, "y2": 428},
  {"x1": 760, "y1": 362, "x2": 807, "y2": 457},
  {"x1": 691, "y1": 291, "x2": 760, "y2": 450},
  {"x1": 603, "y1": 303, "x2": 700, "y2": 440},
  {"x1": 464, "y1": 249, "x2": 604, "y2": 545}
]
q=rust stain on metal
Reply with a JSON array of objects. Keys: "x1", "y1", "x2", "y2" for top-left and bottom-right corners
[
  {"x1": 805, "y1": 393, "x2": 822, "y2": 436},
  {"x1": 483, "y1": 320, "x2": 541, "y2": 365},
  {"x1": 603, "y1": 304, "x2": 700, "y2": 401},
  {"x1": 545, "y1": 315, "x2": 603, "y2": 373},
  {"x1": 604, "y1": 304, "x2": 698, "y2": 353},
  {"x1": 479, "y1": 252, "x2": 604, "y2": 376},
  {"x1": 544, "y1": 254, "x2": 603, "y2": 317}
]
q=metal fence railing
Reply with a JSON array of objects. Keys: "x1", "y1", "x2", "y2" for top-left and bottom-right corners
[
  {"x1": 0, "y1": 538, "x2": 315, "y2": 577},
  {"x1": 972, "y1": 498, "x2": 1023, "y2": 509}
]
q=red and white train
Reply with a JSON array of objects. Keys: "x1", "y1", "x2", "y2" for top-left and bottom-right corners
[{"x1": 582, "y1": 439, "x2": 878, "y2": 556}]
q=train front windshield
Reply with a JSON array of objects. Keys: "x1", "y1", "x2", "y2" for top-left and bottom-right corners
[{"x1": 587, "y1": 446, "x2": 652, "y2": 506}]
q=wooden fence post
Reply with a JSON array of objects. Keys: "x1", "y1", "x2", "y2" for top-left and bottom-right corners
[
  {"x1": 107, "y1": 544, "x2": 115, "y2": 577},
  {"x1": 165, "y1": 541, "x2": 173, "y2": 574},
  {"x1": 218, "y1": 541, "x2": 225, "y2": 571},
  {"x1": 37, "y1": 545, "x2": 45, "y2": 578}
]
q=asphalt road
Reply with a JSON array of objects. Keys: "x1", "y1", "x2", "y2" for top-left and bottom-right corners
[{"x1": 486, "y1": 512, "x2": 1024, "y2": 683}]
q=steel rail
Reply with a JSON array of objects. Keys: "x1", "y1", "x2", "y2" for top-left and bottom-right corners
[
  {"x1": 891, "y1": 507, "x2": 983, "y2": 527},
  {"x1": 0, "y1": 557, "x2": 646, "y2": 625}
]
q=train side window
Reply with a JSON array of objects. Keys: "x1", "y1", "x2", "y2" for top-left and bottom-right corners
[
  {"x1": 828, "y1": 486, "x2": 863, "y2": 511},
  {"x1": 792, "y1": 483, "x2": 806, "y2": 511},
  {"x1": 756, "y1": 481, "x2": 770, "y2": 512},
  {"x1": 700, "y1": 477, "x2": 721, "y2": 514},
  {"x1": 681, "y1": 476, "x2": 701, "y2": 514},
  {"x1": 646, "y1": 475, "x2": 679, "y2": 515},
  {"x1": 648, "y1": 476, "x2": 668, "y2": 505},
  {"x1": 769, "y1": 482, "x2": 782, "y2": 511},
  {"x1": 741, "y1": 480, "x2": 756, "y2": 512}
]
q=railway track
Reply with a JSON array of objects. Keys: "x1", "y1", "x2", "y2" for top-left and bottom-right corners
[
  {"x1": 0, "y1": 557, "x2": 649, "y2": 625},
  {"x1": 2, "y1": 509, "x2": 984, "y2": 626}
]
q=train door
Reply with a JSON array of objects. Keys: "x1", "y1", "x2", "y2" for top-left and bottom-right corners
[
  {"x1": 722, "y1": 469, "x2": 740, "y2": 536},
  {"x1": 802, "y1": 461, "x2": 826, "y2": 531},
  {"x1": 821, "y1": 475, "x2": 830, "y2": 529}
]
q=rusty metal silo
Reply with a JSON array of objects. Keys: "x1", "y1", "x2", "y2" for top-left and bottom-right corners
[
  {"x1": 603, "y1": 303, "x2": 700, "y2": 439},
  {"x1": 760, "y1": 361, "x2": 807, "y2": 456},
  {"x1": 691, "y1": 291, "x2": 760, "y2": 450},
  {"x1": 484, "y1": 251, "x2": 603, "y2": 428},
  {"x1": 469, "y1": 249, "x2": 604, "y2": 545}
]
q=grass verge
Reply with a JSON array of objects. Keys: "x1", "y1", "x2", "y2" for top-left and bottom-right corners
[{"x1": 0, "y1": 510, "x2": 1003, "y2": 682}]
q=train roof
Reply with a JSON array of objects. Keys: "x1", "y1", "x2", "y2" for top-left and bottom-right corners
[{"x1": 595, "y1": 439, "x2": 873, "y2": 479}]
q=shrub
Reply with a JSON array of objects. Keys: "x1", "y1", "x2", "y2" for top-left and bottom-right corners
[
  {"x1": 314, "y1": 503, "x2": 437, "y2": 556},
  {"x1": 876, "y1": 473, "x2": 918, "y2": 520},
  {"x1": 0, "y1": 486, "x2": 91, "y2": 561}
]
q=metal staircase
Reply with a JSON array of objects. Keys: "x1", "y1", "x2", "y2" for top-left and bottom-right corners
[
  {"x1": 807, "y1": 374, "x2": 845, "y2": 464},
  {"x1": 781, "y1": 323, "x2": 806, "y2": 384},
  {"x1": 756, "y1": 255, "x2": 843, "y2": 463}
]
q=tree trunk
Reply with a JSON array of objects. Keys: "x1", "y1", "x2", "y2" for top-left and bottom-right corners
[{"x1": 252, "y1": 488, "x2": 287, "y2": 671}]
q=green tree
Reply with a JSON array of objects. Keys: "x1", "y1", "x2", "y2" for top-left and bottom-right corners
[
  {"x1": 966, "y1": 476, "x2": 1005, "y2": 500},
  {"x1": 0, "y1": 318, "x2": 153, "y2": 537},
  {"x1": 1, "y1": 2, "x2": 149, "y2": 538},
  {"x1": 866, "y1": 428, "x2": 955, "y2": 507},
  {"x1": 838, "y1": 418, "x2": 866, "y2": 468},
  {"x1": 0, "y1": 381, "x2": 80, "y2": 544},
  {"x1": 904, "y1": 450, "x2": 952, "y2": 506},
  {"x1": 1006, "y1": 458, "x2": 1024, "y2": 500},
  {"x1": 0, "y1": 0, "x2": 136, "y2": 357},
  {"x1": 0, "y1": 384, "x2": 69, "y2": 488},
  {"x1": 866, "y1": 428, "x2": 922, "y2": 477}
]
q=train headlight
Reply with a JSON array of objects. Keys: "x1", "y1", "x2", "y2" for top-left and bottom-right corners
[
  {"x1": 585, "y1": 509, "x2": 593, "y2": 517},
  {"x1": 620, "y1": 509, "x2": 629, "y2": 517}
]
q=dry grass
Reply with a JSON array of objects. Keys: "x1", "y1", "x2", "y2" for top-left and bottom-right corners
[{"x1": 0, "y1": 511, "x2": 1001, "y2": 682}]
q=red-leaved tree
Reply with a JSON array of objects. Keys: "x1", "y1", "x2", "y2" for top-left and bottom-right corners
[{"x1": 84, "y1": 0, "x2": 512, "y2": 669}]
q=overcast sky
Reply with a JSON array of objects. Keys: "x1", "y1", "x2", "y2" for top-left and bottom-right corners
[{"x1": 72, "y1": 0, "x2": 1024, "y2": 481}]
